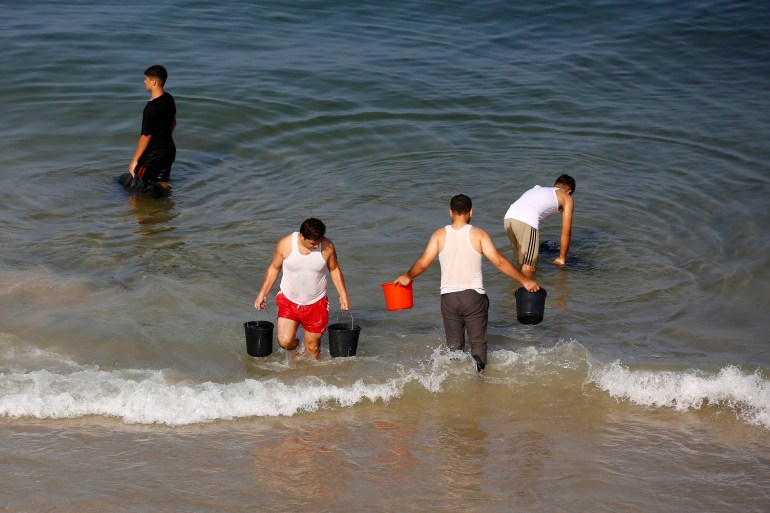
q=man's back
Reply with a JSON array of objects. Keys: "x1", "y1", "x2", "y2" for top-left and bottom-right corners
[{"x1": 439, "y1": 224, "x2": 484, "y2": 295}]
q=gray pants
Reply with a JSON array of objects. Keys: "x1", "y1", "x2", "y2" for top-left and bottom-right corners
[{"x1": 440, "y1": 289, "x2": 489, "y2": 368}]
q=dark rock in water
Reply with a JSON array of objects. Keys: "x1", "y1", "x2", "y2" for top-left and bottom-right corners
[
  {"x1": 539, "y1": 239, "x2": 560, "y2": 253},
  {"x1": 118, "y1": 173, "x2": 169, "y2": 198},
  {"x1": 538, "y1": 239, "x2": 596, "y2": 272},
  {"x1": 118, "y1": 172, "x2": 139, "y2": 188}
]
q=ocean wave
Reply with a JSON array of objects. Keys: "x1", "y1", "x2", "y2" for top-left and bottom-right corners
[
  {"x1": 2, "y1": 343, "x2": 768, "y2": 429},
  {"x1": 0, "y1": 342, "x2": 485, "y2": 425},
  {"x1": 0, "y1": 345, "x2": 536, "y2": 425},
  {"x1": 0, "y1": 367, "x2": 416, "y2": 426},
  {"x1": 590, "y1": 362, "x2": 770, "y2": 430}
]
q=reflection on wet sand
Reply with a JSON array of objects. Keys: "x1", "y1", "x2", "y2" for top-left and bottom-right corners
[
  {"x1": 371, "y1": 420, "x2": 417, "y2": 470},
  {"x1": 251, "y1": 428, "x2": 348, "y2": 500},
  {"x1": 551, "y1": 268, "x2": 572, "y2": 310}
]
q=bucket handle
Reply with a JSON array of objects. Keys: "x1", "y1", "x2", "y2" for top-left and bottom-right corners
[
  {"x1": 250, "y1": 300, "x2": 274, "y2": 323},
  {"x1": 335, "y1": 310, "x2": 355, "y2": 327}
]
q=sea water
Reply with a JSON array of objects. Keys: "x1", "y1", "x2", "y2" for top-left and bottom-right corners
[{"x1": 1, "y1": 1, "x2": 769, "y2": 511}]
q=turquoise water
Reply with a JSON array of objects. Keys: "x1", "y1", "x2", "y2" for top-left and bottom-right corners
[{"x1": 1, "y1": 1, "x2": 769, "y2": 511}]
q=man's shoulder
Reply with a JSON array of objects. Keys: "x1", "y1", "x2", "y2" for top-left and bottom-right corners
[
  {"x1": 147, "y1": 92, "x2": 175, "y2": 109},
  {"x1": 321, "y1": 237, "x2": 336, "y2": 251},
  {"x1": 468, "y1": 225, "x2": 490, "y2": 246},
  {"x1": 316, "y1": 237, "x2": 337, "y2": 262},
  {"x1": 469, "y1": 224, "x2": 489, "y2": 236}
]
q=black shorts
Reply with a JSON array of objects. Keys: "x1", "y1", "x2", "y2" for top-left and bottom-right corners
[{"x1": 134, "y1": 165, "x2": 171, "y2": 183}]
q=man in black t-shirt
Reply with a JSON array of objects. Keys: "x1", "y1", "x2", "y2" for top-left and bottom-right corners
[{"x1": 120, "y1": 64, "x2": 176, "y2": 194}]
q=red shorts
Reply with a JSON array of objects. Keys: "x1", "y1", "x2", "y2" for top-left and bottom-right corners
[{"x1": 276, "y1": 293, "x2": 329, "y2": 334}]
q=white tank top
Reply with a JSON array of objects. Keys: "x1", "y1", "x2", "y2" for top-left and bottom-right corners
[
  {"x1": 279, "y1": 232, "x2": 328, "y2": 305},
  {"x1": 439, "y1": 224, "x2": 485, "y2": 295},
  {"x1": 503, "y1": 185, "x2": 560, "y2": 229}
]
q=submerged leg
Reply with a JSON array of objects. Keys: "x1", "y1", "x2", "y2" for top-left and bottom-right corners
[
  {"x1": 464, "y1": 292, "x2": 490, "y2": 371},
  {"x1": 441, "y1": 292, "x2": 466, "y2": 352},
  {"x1": 302, "y1": 331, "x2": 323, "y2": 359}
]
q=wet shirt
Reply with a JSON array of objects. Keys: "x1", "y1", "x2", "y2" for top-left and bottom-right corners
[
  {"x1": 138, "y1": 92, "x2": 176, "y2": 169},
  {"x1": 503, "y1": 185, "x2": 560, "y2": 229},
  {"x1": 439, "y1": 224, "x2": 485, "y2": 295},
  {"x1": 279, "y1": 232, "x2": 328, "y2": 305}
]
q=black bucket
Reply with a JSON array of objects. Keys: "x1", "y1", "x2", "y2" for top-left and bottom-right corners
[
  {"x1": 328, "y1": 314, "x2": 361, "y2": 357},
  {"x1": 514, "y1": 287, "x2": 547, "y2": 325},
  {"x1": 244, "y1": 320, "x2": 274, "y2": 357}
]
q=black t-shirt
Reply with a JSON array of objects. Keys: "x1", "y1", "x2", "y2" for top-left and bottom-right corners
[{"x1": 138, "y1": 92, "x2": 176, "y2": 169}]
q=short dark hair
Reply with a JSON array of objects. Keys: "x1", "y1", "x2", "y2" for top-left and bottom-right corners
[
  {"x1": 450, "y1": 194, "x2": 472, "y2": 214},
  {"x1": 299, "y1": 218, "x2": 326, "y2": 241},
  {"x1": 144, "y1": 65, "x2": 168, "y2": 86},
  {"x1": 555, "y1": 174, "x2": 576, "y2": 193}
]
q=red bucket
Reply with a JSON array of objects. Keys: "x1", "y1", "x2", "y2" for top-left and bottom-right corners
[{"x1": 380, "y1": 282, "x2": 413, "y2": 311}]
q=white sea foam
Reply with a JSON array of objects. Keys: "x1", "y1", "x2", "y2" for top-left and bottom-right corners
[
  {"x1": 0, "y1": 368, "x2": 387, "y2": 425},
  {"x1": 493, "y1": 339, "x2": 590, "y2": 372},
  {"x1": 0, "y1": 342, "x2": 466, "y2": 425},
  {"x1": 590, "y1": 362, "x2": 770, "y2": 429},
  {"x1": 0, "y1": 360, "x2": 457, "y2": 426},
  {"x1": 2, "y1": 343, "x2": 768, "y2": 429}
]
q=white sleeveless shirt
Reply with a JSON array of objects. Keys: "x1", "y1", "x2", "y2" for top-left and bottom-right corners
[
  {"x1": 503, "y1": 185, "x2": 560, "y2": 229},
  {"x1": 438, "y1": 224, "x2": 485, "y2": 295},
  {"x1": 279, "y1": 232, "x2": 328, "y2": 305}
]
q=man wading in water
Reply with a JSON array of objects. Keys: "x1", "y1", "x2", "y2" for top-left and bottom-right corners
[
  {"x1": 393, "y1": 195, "x2": 539, "y2": 372},
  {"x1": 254, "y1": 218, "x2": 350, "y2": 359},
  {"x1": 120, "y1": 65, "x2": 176, "y2": 196},
  {"x1": 503, "y1": 174, "x2": 576, "y2": 276}
]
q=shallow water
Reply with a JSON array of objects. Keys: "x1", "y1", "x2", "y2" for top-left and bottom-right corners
[{"x1": 1, "y1": 0, "x2": 769, "y2": 511}]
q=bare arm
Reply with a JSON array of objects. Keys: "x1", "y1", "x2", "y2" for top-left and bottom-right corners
[
  {"x1": 129, "y1": 134, "x2": 152, "y2": 175},
  {"x1": 254, "y1": 237, "x2": 289, "y2": 310},
  {"x1": 325, "y1": 240, "x2": 350, "y2": 311},
  {"x1": 477, "y1": 228, "x2": 539, "y2": 292},
  {"x1": 555, "y1": 192, "x2": 574, "y2": 267},
  {"x1": 394, "y1": 228, "x2": 442, "y2": 286}
]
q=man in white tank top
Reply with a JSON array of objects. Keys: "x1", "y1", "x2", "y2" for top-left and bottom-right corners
[
  {"x1": 393, "y1": 195, "x2": 539, "y2": 371},
  {"x1": 503, "y1": 174, "x2": 575, "y2": 275},
  {"x1": 254, "y1": 218, "x2": 350, "y2": 359}
]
